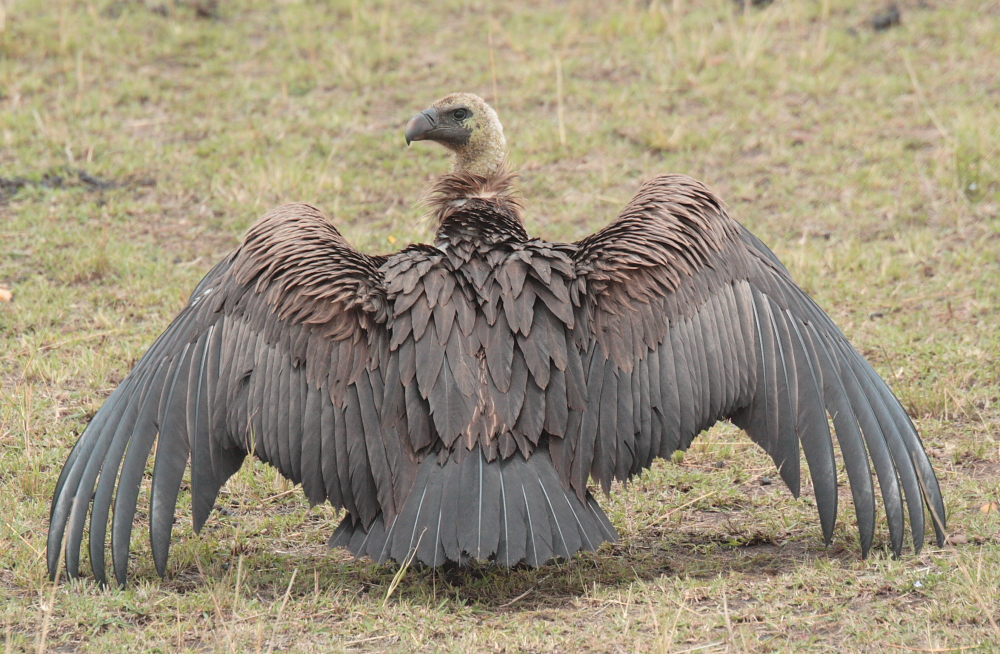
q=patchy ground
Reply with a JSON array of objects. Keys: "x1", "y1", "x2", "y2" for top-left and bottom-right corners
[{"x1": 1, "y1": 0, "x2": 999, "y2": 651}]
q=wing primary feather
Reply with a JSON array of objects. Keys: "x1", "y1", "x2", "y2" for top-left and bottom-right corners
[
  {"x1": 669, "y1": 323, "x2": 695, "y2": 448},
  {"x1": 333, "y1": 397, "x2": 358, "y2": 519},
  {"x1": 345, "y1": 384, "x2": 378, "y2": 527},
  {"x1": 727, "y1": 290, "x2": 775, "y2": 472},
  {"x1": 731, "y1": 281, "x2": 756, "y2": 406},
  {"x1": 301, "y1": 383, "x2": 325, "y2": 505},
  {"x1": 48, "y1": 436, "x2": 87, "y2": 564},
  {"x1": 711, "y1": 292, "x2": 739, "y2": 413},
  {"x1": 658, "y1": 330, "x2": 681, "y2": 457},
  {"x1": 807, "y1": 323, "x2": 877, "y2": 557},
  {"x1": 678, "y1": 318, "x2": 702, "y2": 441},
  {"x1": 573, "y1": 346, "x2": 605, "y2": 496},
  {"x1": 613, "y1": 366, "x2": 634, "y2": 482},
  {"x1": 693, "y1": 308, "x2": 722, "y2": 421},
  {"x1": 644, "y1": 342, "x2": 663, "y2": 460},
  {"x1": 110, "y1": 354, "x2": 181, "y2": 586},
  {"x1": 89, "y1": 366, "x2": 168, "y2": 585},
  {"x1": 356, "y1": 371, "x2": 395, "y2": 518},
  {"x1": 275, "y1": 351, "x2": 292, "y2": 477},
  {"x1": 62, "y1": 375, "x2": 143, "y2": 579},
  {"x1": 191, "y1": 326, "x2": 218, "y2": 534},
  {"x1": 287, "y1": 364, "x2": 306, "y2": 484},
  {"x1": 48, "y1": 372, "x2": 138, "y2": 579},
  {"x1": 852, "y1": 357, "x2": 944, "y2": 552},
  {"x1": 829, "y1": 338, "x2": 905, "y2": 556},
  {"x1": 848, "y1": 337, "x2": 943, "y2": 545},
  {"x1": 636, "y1": 355, "x2": 652, "y2": 470},
  {"x1": 318, "y1": 391, "x2": 341, "y2": 507},
  {"x1": 151, "y1": 341, "x2": 195, "y2": 578},
  {"x1": 259, "y1": 346, "x2": 278, "y2": 467},
  {"x1": 690, "y1": 312, "x2": 712, "y2": 433},
  {"x1": 762, "y1": 297, "x2": 801, "y2": 496},
  {"x1": 205, "y1": 319, "x2": 229, "y2": 482},
  {"x1": 784, "y1": 314, "x2": 838, "y2": 545}
]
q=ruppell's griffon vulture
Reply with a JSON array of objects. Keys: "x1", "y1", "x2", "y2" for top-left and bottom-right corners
[{"x1": 48, "y1": 93, "x2": 946, "y2": 586}]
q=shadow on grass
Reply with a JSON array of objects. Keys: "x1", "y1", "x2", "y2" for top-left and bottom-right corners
[{"x1": 153, "y1": 531, "x2": 857, "y2": 611}]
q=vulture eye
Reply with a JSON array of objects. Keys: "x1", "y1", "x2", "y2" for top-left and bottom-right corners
[{"x1": 453, "y1": 108, "x2": 469, "y2": 121}]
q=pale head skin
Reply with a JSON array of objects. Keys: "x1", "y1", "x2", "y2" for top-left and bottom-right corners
[{"x1": 404, "y1": 92, "x2": 507, "y2": 177}]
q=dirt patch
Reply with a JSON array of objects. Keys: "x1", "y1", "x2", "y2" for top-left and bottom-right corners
[{"x1": 0, "y1": 167, "x2": 155, "y2": 203}]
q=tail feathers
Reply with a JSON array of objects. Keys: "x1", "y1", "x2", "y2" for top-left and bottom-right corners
[{"x1": 329, "y1": 444, "x2": 617, "y2": 567}]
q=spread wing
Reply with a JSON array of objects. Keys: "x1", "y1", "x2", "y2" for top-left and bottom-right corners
[
  {"x1": 47, "y1": 203, "x2": 406, "y2": 585},
  {"x1": 569, "y1": 174, "x2": 945, "y2": 556}
]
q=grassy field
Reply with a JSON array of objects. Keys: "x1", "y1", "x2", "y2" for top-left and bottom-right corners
[{"x1": 2, "y1": 0, "x2": 999, "y2": 651}]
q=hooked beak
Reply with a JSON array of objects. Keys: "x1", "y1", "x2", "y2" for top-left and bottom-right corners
[{"x1": 405, "y1": 108, "x2": 438, "y2": 145}]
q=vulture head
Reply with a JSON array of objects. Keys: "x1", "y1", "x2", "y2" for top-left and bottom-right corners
[{"x1": 405, "y1": 92, "x2": 506, "y2": 176}]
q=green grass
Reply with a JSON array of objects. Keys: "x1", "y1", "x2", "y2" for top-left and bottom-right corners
[{"x1": 2, "y1": 0, "x2": 1000, "y2": 651}]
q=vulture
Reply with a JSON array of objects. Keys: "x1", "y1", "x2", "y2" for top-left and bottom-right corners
[{"x1": 48, "y1": 92, "x2": 946, "y2": 586}]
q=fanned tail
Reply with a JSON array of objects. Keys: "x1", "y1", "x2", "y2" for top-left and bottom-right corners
[{"x1": 329, "y1": 444, "x2": 617, "y2": 567}]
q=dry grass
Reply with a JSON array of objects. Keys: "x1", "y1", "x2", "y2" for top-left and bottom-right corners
[{"x1": 2, "y1": 0, "x2": 999, "y2": 651}]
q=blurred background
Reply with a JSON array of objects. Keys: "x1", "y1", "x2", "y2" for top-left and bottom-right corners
[{"x1": 1, "y1": 1, "x2": 998, "y2": 651}]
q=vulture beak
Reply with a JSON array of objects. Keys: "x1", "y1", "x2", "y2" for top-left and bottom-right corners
[{"x1": 405, "y1": 108, "x2": 438, "y2": 145}]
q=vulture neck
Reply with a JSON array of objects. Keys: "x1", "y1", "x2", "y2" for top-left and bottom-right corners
[{"x1": 427, "y1": 161, "x2": 528, "y2": 251}]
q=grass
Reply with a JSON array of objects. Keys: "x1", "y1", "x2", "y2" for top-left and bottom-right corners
[{"x1": 1, "y1": 0, "x2": 999, "y2": 651}]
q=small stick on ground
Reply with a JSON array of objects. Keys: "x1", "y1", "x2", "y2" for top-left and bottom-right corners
[
  {"x1": 383, "y1": 528, "x2": 425, "y2": 607},
  {"x1": 555, "y1": 56, "x2": 566, "y2": 148},
  {"x1": 721, "y1": 587, "x2": 734, "y2": 645},
  {"x1": 266, "y1": 568, "x2": 298, "y2": 654}
]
